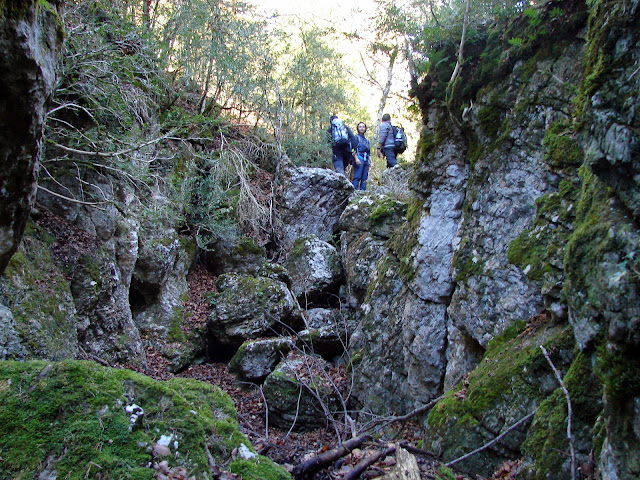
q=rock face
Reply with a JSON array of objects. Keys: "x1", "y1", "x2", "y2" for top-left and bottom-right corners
[
  {"x1": 336, "y1": 2, "x2": 639, "y2": 479},
  {"x1": 339, "y1": 191, "x2": 448, "y2": 413},
  {"x1": 0, "y1": 1, "x2": 63, "y2": 274},
  {"x1": 0, "y1": 305, "x2": 26, "y2": 360}
]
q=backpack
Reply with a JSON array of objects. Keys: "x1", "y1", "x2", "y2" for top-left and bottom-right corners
[
  {"x1": 392, "y1": 125, "x2": 408, "y2": 154},
  {"x1": 331, "y1": 118, "x2": 350, "y2": 148}
]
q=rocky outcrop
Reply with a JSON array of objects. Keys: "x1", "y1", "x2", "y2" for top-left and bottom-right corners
[{"x1": 0, "y1": 1, "x2": 63, "y2": 274}]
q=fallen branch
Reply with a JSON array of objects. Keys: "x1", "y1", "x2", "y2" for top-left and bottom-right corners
[
  {"x1": 541, "y1": 345, "x2": 576, "y2": 480},
  {"x1": 445, "y1": 412, "x2": 535, "y2": 467},
  {"x1": 344, "y1": 446, "x2": 395, "y2": 480},
  {"x1": 291, "y1": 434, "x2": 371, "y2": 478},
  {"x1": 397, "y1": 441, "x2": 437, "y2": 459}
]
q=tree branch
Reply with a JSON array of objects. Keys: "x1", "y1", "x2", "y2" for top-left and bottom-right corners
[
  {"x1": 291, "y1": 434, "x2": 372, "y2": 478},
  {"x1": 445, "y1": 412, "x2": 535, "y2": 467},
  {"x1": 541, "y1": 345, "x2": 576, "y2": 480},
  {"x1": 37, "y1": 185, "x2": 107, "y2": 210},
  {"x1": 344, "y1": 446, "x2": 395, "y2": 480}
]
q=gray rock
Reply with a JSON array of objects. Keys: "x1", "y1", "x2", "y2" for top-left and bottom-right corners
[
  {"x1": 229, "y1": 337, "x2": 296, "y2": 383},
  {"x1": 208, "y1": 273, "x2": 301, "y2": 344},
  {"x1": 262, "y1": 352, "x2": 340, "y2": 431},
  {"x1": 279, "y1": 166, "x2": 354, "y2": 249},
  {"x1": 297, "y1": 308, "x2": 354, "y2": 360},
  {"x1": 0, "y1": 305, "x2": 26, "y2": 360},
  {"x1": 285, "y1": 235, "x2": 343, "y2": 305}
]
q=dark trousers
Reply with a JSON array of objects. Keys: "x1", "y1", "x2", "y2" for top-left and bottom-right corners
[
  {"x1": 332, "y1": 146, "x2": 352, "y2": 174},
  {"x1": 383, "y1": 146, "x2": 397, "y2": 168},
  {"x1": 352, "y1": 156, "x2": 369, "y2": 190}
]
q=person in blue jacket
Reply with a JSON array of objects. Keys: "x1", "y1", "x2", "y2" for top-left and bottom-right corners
[{"x1": 352, "y1": 122, "x2": 371, "y2": 191}]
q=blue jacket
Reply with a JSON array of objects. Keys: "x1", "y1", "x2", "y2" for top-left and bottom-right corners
[{"x1": 353, "y1": 134, "x2": 371, "y2": 161}]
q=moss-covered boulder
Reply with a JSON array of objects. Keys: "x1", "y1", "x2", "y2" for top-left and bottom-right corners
[
  {"x1": 200, "y1": 236, "x2": 270, "y2": 277},
  {"x1": 285, "y1": 235, "x2": 343, "y2": 306},
  {"x1": 422, "y1": 319, "x2": 578, "y2": 477},
  {"x1": 297, "y1": 308, "x2": 353, "y2": 360},
  {"x1": 0, "y1": 360, "x2": 290, "y2": 480},
  {"x1": 207, "y1": 273, "x2": 301, "y2": 346},
  {"x1": 229, "y1": 337, "x2": 296, "y2": 383}
]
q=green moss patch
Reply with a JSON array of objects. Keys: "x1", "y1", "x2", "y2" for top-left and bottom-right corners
[{"x1": 0, "y1": 360, "x2": 288, "y2": 480}]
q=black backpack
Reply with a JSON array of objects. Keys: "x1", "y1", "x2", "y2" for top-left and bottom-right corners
[
  {"x1": 392, "y1": 125, "x2": 408, "y2": 154},
  {"x1": 331, "y1": 118, "x2": 350, "y2": 148}
]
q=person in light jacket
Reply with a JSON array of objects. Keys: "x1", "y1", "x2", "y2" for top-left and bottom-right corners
[
  {"x1": 377, "y1": 113, "x2": 397, "y2": 168},
  {"x1": 352, "y1": 122, "x2": 370, "y2": 190}
]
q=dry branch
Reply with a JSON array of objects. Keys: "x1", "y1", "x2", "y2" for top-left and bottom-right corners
[
  {"x1": 541, "y1": 345, "x2": 576, "y2": 480},
  {"x1": 445, "y1": 412, "x2": 535, "y2": 467},
  {"x1": 365, "y1": 393, "x2": 446, "y2": 435},
  {"x1": 344, "y1": 446, "x2": 396, "y2": 480},
  {"x1": 291, "y1": 434, "x2": 371, "y2": 478}
]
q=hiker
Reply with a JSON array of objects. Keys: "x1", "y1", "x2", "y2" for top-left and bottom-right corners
[
  {"x1": 376, "y1": 113, "x2": 397, "y2": 168},
  {"x1": 352, "y1": 122, "x2": 371, "y2": 191},
  {"x1": 327, "y1": 115, "x2": 356, "y2": 175}
]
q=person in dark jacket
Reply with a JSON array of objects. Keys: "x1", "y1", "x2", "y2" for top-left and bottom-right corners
[
  {"x1": 327, "y1": 115, "x2": 356, "y2": 175},
  {"x1": 352, "y1": 122, "x2": 371, "y2": 190},
  {"x1": 377, "y1": 113, "x2": 397, "y2": 168}
]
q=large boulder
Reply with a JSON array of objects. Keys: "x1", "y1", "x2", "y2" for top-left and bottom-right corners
[
  {"x1": 0, "y1": 0, "x2": 63, "y2": 274},
  {"x1": 297, "y1": 307, "x2": 353, "y2": 360},
  {"x1": 229, "y1": 337, "x2": 296, "y2": 383},
  {"x1": 0, "y1": 360, "x2": 290, "y2": 480},
  {"x1": 200, "y1": 236, "x2": 269, "y2": 276},
  {"x1": 279, "y1": 166, "x2": 354, "y2": 249},
  {"x1": 207, "y1": 273, "x2": 301, "y2": 346}
]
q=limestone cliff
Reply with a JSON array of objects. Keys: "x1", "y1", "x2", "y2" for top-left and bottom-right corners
[{"x1": 344, "y1": 0, "x2": 639, "y2": 478}]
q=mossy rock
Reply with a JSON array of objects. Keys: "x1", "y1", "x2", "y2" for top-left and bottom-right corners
[
  {"x1": 423, "y1": 319, "x2": 576, "y2": 476},
  {"x1": 0, "y1": 360, "x2": 289, "y2": 480},
  {"x1": 522, "y1": 351, "x2": 603, "y2": 479},
  {"x1": 0, "y1": 221, "x2": 77, "y2": 360}
]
